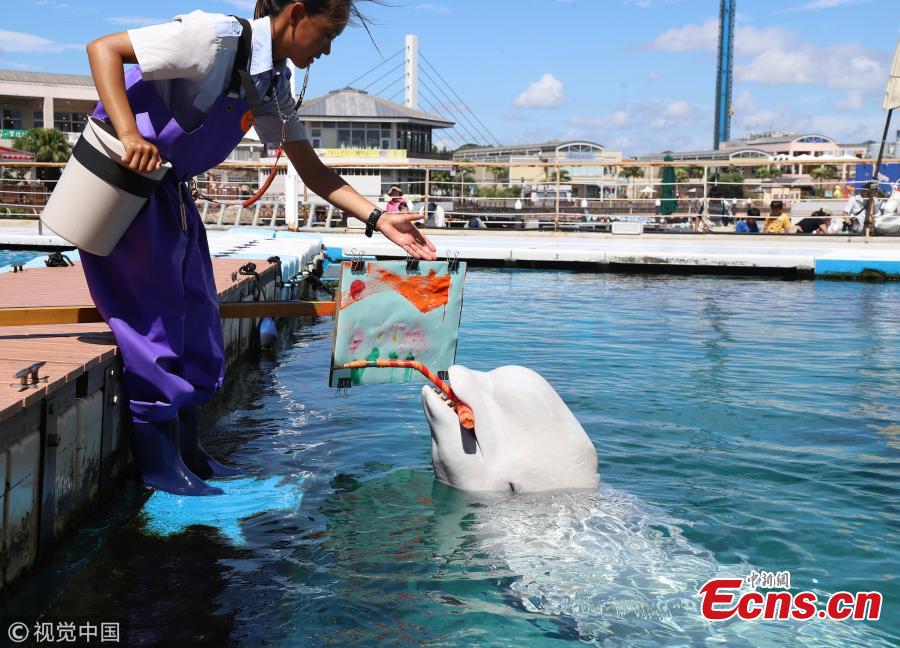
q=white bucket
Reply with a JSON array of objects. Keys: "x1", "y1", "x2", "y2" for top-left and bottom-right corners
[{"x1": 41, "y1": 117, "x2": 170, "y2": 256}]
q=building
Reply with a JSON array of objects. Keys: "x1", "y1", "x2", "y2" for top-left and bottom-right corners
[
  {"x1": 0, "y1": 70, "x2": 97, "y2": 145},
  {"x1": 253, "y1": 87, "x2": 454, "y2": 210},
  {"x1": 452, "y1": 140, "x2": 623, "y2": 200},
  {"x1": 0, "y1": 69, "x2": 266, "y2": 162},
  {"x1": 640, "y1": 131, "x2": 861, "y2": 171}
]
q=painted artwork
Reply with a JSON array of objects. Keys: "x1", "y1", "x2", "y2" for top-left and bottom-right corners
[{"x1": 329, "y1": 260, "x2": 467, "y2": 388}]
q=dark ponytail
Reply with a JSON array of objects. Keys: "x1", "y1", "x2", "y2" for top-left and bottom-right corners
[
  {"x1": 254, "y1": 0, "x2": 384, "y2": 50},
  {"x1": 254, "y1": 0, "x2": 373, "y2": 22}
]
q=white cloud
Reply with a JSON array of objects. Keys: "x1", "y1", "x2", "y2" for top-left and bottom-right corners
[
  {"x1": 649, "y1": 18, "x2": 789, "y2": 57},
  {"x1": 646, "y1": 71, "x2": 659, "y2": 81},
  {"x1": 414, "y1": 4, "x2": 451, "y2": 14},
  {"x1": 779, "y1": 0, "x2": 869, "y2": 13},
  {"x1": 730, "y1": 90, "x2": 814, "y2": 135},
  {"x1": 735, "y1": 49, "x2": 816, "y2": 85},
  {"x1": 569, "y1": 98, "x2": 704, "y2": 132},
  {"x1": 736, "y1": 44, "x2": 886, "y2": 91},
  {"x1": 0, "y1": 29, "x2": 80, "y2": 53},
  {"x1": 514, "y1": 74, "x2": 565, "y2": 109},
  {"x1": 106, "y1": 16, "x2": 168, "y2": 27},
  {"x1": 650, "y1": 18, "x2": 888, "y2": 93},
  {"x1": 835, "y1": 91, "x2": 866, "y2": 112}
]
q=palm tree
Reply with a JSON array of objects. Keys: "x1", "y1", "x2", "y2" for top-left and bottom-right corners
[
  {"x1": 754, "y1": 166, "x2": 781, "y2": 180},
  {"x1": 619, "y1": 166, "x2": 645, "y2": 199},
  {"x1": 13, "y1": 128, "x2": 72, "y2": 181},
  {"x1": 490, "y1": 166, "x2": 509, "y2": 184},
  {"x1": 545, "y1": 169, "x2": 571, "y2": 183},
  {"x1": 810, "y1": 165, "x2": 839, "y2": 197}
]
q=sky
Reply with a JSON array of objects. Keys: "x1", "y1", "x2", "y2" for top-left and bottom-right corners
[{"x1": 1, "y1": 0, "x2": 898, "y2": 156}]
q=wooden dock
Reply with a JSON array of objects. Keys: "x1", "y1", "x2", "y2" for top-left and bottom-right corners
[{"x1": 0, "y1": 258, "x2": 279, "y2": 593}]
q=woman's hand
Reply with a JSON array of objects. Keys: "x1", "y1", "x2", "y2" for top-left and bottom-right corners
[
  {"x1": 119, "y1": 132, "x2": 161, "y2": 174},
  {"x1": 377, "y1": 212, "x2": 438, "y2": 260}
]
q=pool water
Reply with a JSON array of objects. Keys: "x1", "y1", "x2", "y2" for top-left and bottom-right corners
[
  {"x1": 0, "y1": 250, "x2": 41, "y2": 269},
  {"x1": 3, "y1": 270, "x2": 898, "y2": 646}
]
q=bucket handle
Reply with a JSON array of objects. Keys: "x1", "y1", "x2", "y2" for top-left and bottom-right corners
[{"x1": 72, "y1": 136, "x2": 164, "y2": 198}]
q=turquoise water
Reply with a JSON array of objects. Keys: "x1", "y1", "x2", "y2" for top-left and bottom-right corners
[
  {"x1": 3, "y1": 271, "x2": 898, "y2": 646},
  {"x1": 0, "y1": 249, "x2": 41, "y2": 269}
]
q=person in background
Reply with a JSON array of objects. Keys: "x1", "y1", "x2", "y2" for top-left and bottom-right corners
[
  {"x1": 841, "y1": 191, "x2": 868, "y2": 234},
  {"x1": 763, "y1": 200, "x2": 795, "y2": 234},
  {"x1": 795, "y1": 208, "x2": 832, "y2": 234},
  {"x1": 735, "y1": 206, "x2": 760, "y2": 233},
  {"x1": 385, "y1": 185, "x2": 408, "y2": 213},
  {"x1": 422, "y1": 200, "x2": 445, "y2": 228}
]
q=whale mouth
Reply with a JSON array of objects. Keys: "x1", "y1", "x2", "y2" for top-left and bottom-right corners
[
  {"x1": 423, "y1": 384, "x2": 479, "y2": 453},
  {"x1": 429, "y1": 385, "x2": 455, "y2": 408}
]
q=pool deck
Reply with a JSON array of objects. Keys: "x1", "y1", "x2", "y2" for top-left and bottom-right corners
[
  {"x1": 0, "y1": 256, "x2": 285, "y2": 594},
  {"x1": 2, "y1": 219, "x2": 899, "y2": 278}
]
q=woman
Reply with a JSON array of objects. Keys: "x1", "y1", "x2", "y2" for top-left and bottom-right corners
[{"x1": 83, "y1": 0, "x2": 436, "y2": 495}]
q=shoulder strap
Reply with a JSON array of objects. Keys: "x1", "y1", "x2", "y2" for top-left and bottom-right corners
[
  {"x1": 228, "y1": 17, "x2": 265, "y2": 115},
  {"x1": 228, "y1": 17, "x2": 252, "y2": 96}
]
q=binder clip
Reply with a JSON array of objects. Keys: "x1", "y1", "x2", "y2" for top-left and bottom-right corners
[
  {"x1": 406, "y1": 254, "x2": 420, "y2": 274},
  {"x1": 437, "y1": 370, "x2": 450, "y2": 381},
  {"x1": 447, "y1": 251, "x2": 461, "y2": 274},
  {"x1": 336, "y1": 376, "x2": 352, "y2": 398},
  {"x1": 348, "y1": 248, "x2": 366, "y2": 274}
]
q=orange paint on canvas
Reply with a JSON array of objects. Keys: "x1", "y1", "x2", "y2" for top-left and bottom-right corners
[{"x1": 372, "y1": 268, "x2": 451, "y2": 313}]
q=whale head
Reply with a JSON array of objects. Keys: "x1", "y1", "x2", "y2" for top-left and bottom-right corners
[{"x1": 422, "y1": 365, "x2": 599, "y2": 493}]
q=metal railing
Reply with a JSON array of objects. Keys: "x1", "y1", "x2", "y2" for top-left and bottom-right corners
[{"x1": 2, "y1": 157, "x2": 897, "y2": 234}]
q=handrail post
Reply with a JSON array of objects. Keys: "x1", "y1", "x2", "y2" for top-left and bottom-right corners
[{"x1": 555, "y1": 163, "x2": 561, "y2": 232}]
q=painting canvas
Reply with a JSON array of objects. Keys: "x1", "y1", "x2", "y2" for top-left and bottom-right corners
[{"x1": 329, "y1": 260, "x2": 467, "y2": 388}]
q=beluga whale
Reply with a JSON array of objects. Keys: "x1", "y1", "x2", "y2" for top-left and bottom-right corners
[{"x1": 422, "y1": 365, "x2": 599, "y2": 493}]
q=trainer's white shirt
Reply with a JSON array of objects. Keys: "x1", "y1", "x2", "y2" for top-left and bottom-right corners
[{"x1": 127, "y1": 10, "x2": 308, "y2": 144}]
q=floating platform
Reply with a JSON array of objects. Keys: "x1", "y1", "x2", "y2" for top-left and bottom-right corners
[
  {"x1": 0, "y1": 230, "x2": 327, "y2": 594},
  {"x1": 317, "y1": 230, "x2": 900, "y2": 279},
  {"x1": 2, "y1": 223, "x2": 898, "y2": 279}
]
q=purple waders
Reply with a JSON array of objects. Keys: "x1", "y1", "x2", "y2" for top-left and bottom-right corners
[{"x1": 80, "y1": 67, "x2": 252, "y2": 493}]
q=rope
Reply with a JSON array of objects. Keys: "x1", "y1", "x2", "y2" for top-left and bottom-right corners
[{"x1": 336, "y1": 360, "x2": 475, "y2": 430}]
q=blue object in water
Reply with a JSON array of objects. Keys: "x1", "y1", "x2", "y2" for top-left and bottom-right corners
[
  {"x1": 132, "y1": 421, "x2": 223, "y2": 496},
  {"x1": 259, "y1": 317, "x2": 278, "y2": 348},
  {"x1": 142, "y1": 476, "x2": 304, "y2": 545}
]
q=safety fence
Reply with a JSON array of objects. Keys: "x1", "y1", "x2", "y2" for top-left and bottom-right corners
[{"x1": 2, "y1": 158, "x2": 898, "y2": 235}]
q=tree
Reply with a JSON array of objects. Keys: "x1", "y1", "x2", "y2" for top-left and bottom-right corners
[
  {"x1": 453, "y1": 162, "x2": 476, "y2": 198},
  {"x1": 619, "y1": 166, "x2": 645, "y2": 199},
  {"x1": 675, "y1": 167, "x2": 689, "y2": 183},
  {"x1": 810, "y1": 165, "x2": 839, "y2": 181},
  {"x1": 754, "y1": 166, "x2": 782, "y2": 180},
  {"x1": 475, "y1": 185, "x2": 520, "y2": 198},
  {"x1": 545, "y1": 169, "x2": 571, "y2": 183},
  {"x1": 429, "y1": 170, "x2": 452, "y2": 197},
  {"x1": 13, "y1": 128, "x2": 72, "y2": 181},
  {"x1": 706, "y1": 166, "x2": 744, "y2": 199},
  {"x1": 490, "y1": 166, "x2": 509, "y2": 183},
  {"x1": 810, "y1": 165, "x2": 839, "y2": 196}
]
